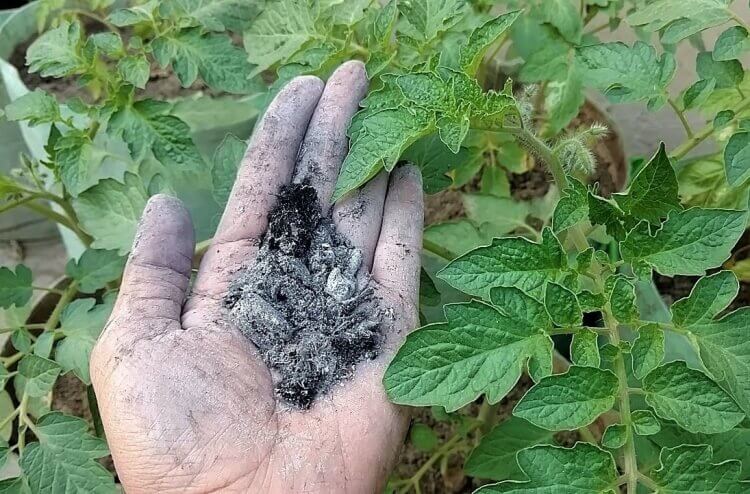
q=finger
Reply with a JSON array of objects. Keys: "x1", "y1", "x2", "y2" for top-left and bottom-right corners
[
  {"x1": 332, "y1": 170, "x2": 387, "y2": 271},
  {"x1": 371, "y1": 165, "x2": 423, "y2": 309},
  {"x1": 293, "y1": 60, "x2": 368, "y2": 213},
  {"x1": 192, "y1": 76, "x2": 324, "y2": 297},
  {"x1": 112, "y1": 194, "x2": 195, "y2": 325}
]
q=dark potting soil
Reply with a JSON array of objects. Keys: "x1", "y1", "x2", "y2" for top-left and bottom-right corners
[{"x1": 223, "y1": 183, "x2": 384, "y2": 409}]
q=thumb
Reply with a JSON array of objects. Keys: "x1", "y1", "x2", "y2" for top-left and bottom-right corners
[{"x1": 97, "y1": 194, "x2": 195, "y2": 352}]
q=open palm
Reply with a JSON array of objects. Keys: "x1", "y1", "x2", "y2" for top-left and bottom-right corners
[{"x1": 90, "y1": 62, "x2": 423, "y2": 493}]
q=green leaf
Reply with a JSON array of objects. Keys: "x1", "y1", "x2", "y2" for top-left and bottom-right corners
[
  {"x1": 643, "y1": 361, "x2": 744, "y2": 434},
  {"x1": 571, "y1": 329, "x2": 600, "y2": 367},
  {"x1": 514, "y1": 366, "x2": 619, "y2": 430},
  {"x1": 88, "y1": 33, "x2": 123, "y2": 57},
  {"x1": 0, "y1": 392, "x2": 13, "y2": 442},
  {"x1": 632, "y1": 409, "x2": 661, "y2": 436},
  {"x1": 402, "y1": 134, "x2": 472, "y2": 193},
  {"x1": 35, "y1": 332, "x2": 54, "y2": 359},
  {"x1": 476, "y1": 443, "x2": 617, "y2": 493},
  {"x1": 552, "y1": 177, "x2": 588, "y2": 233},
  {"x1": 609, "y1": 276, "x2": 639, "y2": 323},
  {"x1": 626, "y1": 0, "x2": 733, "y2": 43},
  {"x1": 383, "y1": 300, "x2": 552, "y2": 412},
  {"x1": 715, "y1": 110, "x2": 736, "y2": 129},
  {"x1": 72, "y1": 173, "x2": 149, "y2": 255},
  {"x1": 613, "y1": 143, "x2": 680, "y2": 224},
  {"x1": 577, "y1": 41, "x2": 675, "y2": 109},
  {"x1": 211, "y1": 133, "x2": 245, "y2": 207},
  {"x1": 671, "y1": 270, "x2": 738, "y2": 328},
  {"x1": 11, "y1": 329, "x2": 32, "y2": 354},
  {"x1": 511, "y1": 18, "x2": 569, "y2": 82},
  {"x1": 438, "y1": 228, "x2": 567, "y2": 299},
  {"x1": 0, "y1": 477, "x2": 23, "y2": 494},
  {"x1": 117, "y1": 55, "x2": 150, "y2": 89},
  {"x1": 601, "y1": 423, "x2": 627, "y2": 449},
  {"x1": 54, "y1": 134, "x2": 101, "y2": 197},
  {"x1": 108, "y1": 2, "x2": 157, "y2": 26},
  {"x1": 621, "y1": 208, "x2": 746, "y2": 276},
  {"x1": 437, "y1": 114, "x2": 469, "y2": 153},
  {"x1": 369, "y1": 0, "x2": 398, "y2": 45},
  {"x1": 545, "y1": 63, "x2": 585, "y2": 133},
  {"x1": 18, "y1": 355, "x2": 61, "y2": 398},
  {"x1": 459, "y1": 10, "x2": 521, "y2": 75},
  {"x1": 0, "y1": 265, "x2": 32, "y2": 309},
  {"x1": 243, "y1": 0, "x2": 318, "y2": 77},
  {"x1": 108, "y1": 100, "x2": 206, "y2": 171},
  {"x1": 724, "y1": 131, "x2": 750, "y2": 186},
  {"x1": 26, "y1": 21, "x2": 84, "y2": 77},
  {"x1": 538, "y1": 0, "x2": 581, "y2": 44},
  {"x1": 55, "y1": 298, "x2": 114, "y2": 384},
  {"x1": 631, "y1": 324, "x2": 665, "y2": 380},
  {"x1": 714, "y1": 26, "x2": 750, "y2": 62},
  {"x1": 153, "y1": 29, "x2": 256, "y2": 94},
  {"x1": 397, "y1": 0, "x2": 464, "y2": 42},
  {"x1": 4, "y1": 89, "x2": 60, "y2": 126},
  {"x1": 409, "y1": 423, "x2": 438, "y2": 452},
  {"x1": 650, "y1": 445, "x2": 749, "y2": 493},
  {"x1": 544, "y1": 282, "x2": 582, "y2": 327},
  {"x1": 696, "y1": 51, "x2": 744, "y2": 89},
  {"x1": 66, "y1": 249, "x2": 125, "y2": 293},
  {"x1": 420, "y1": 268, "x2": 441, "y2": 307},
  {"x1": 683, "y1": 78, "x2": 717, "y2": 109},
  {"x1": 333, "y1": 106, "x2": 433, "y2": 200},
  {"x1": 490, "y1": 287, "x2": 551, "y2": 330},
  {"x1": 588, "y1": 193, "x2": 627, "y2": 240},
  {"x1": 464, "y1": 417, "x2": 554, "y2": 481},
  {"x1": 159, "y1": 0, "x2": 261, "y2": 32},
  {"x1": 20, "y1": 412, "x2": 115, "y2": 493}
]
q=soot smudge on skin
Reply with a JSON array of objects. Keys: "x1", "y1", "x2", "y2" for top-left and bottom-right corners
[{"x1": 224, "y1": 183, "x2": 384, "y2": 409}]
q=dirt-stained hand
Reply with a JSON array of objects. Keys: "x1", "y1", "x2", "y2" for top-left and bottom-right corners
[{"x1": 90, "y1": 61, "x2": 423, "y2": 493}]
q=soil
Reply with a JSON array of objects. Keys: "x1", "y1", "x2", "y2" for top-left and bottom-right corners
[
  {"x1": 425, "y1": 100, "x2": 627, "y2": 225},
  {"x1": 224, "y1": 183, "x2": 384, "y2": 409}
]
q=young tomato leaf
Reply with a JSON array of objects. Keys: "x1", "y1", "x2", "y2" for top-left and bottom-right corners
[
  {"x1": 0, "y1": 265, "x2": 32, "y2": 309},
  {"x1": 489, "y1": 286, "x2": 551, "y2": 330},
  {"x1": 465, "y1": 416, "x2": 553, "y2": 481},
  {"x1": 609, "y1": 276, "x2": 639, "y2": 323},
  {"x1": 4, "y1": 89, "x2": 60, "y2": 126},
  {"x1": 54, "y1": 134, "x2": 103, "y2": 197},
  {"x1": 545, "y1": 62, "x2": 585, "y2": 133},
  {"x1": 552, "y1": 177, "x2": 588, "y2": 233},
  {"x1": 56, "y1": 298, "x2": 114, "y2": 384},
  {"x1": 211, "y1": 133, "x2": 246, "y2": 207},
  {"x1": 613, "y1": 143, "x2": 681, "y2": 224},
  {"x1": 649, "y1": 445, "x2": 749, "y2": 493},
  {"x1": 514, "y1": 366, "x2": 618, "y2": 430},
  {"x1": 587, "y1": 193, "x2": 627, "y2": 240},
  {"x1": 459, "y1": 10, "x2": 521, "y2": 75},
  {"x1": 724, "y1": 131, "x2": 750, "y2": 187},
  {"x1": 438, "y1": 228, "x2": 567, "y2": 299},
  {"x1": 72, "y1": 173, "x2": 149, "y2": 255},
  {"x1": 397, "y1": 0, "x2": 464, "y2": 43},
  {"x1": 383, "y1": 300, "x2": 552, "y2": 412},
  {"x1": 621, "y1": 208, "x2": 746, "y2": 276},
  {"x1": 683, "y1": 78, "x2": 717, "y2": 109},
  {"x1": 152, "y1": 29, "x2": 256, "y2": 94},
  {"x1": 643, "y1": 361, "x2": 745, "y2": 434},
  {"x1": 243, "y1": 0, "x2": 318, "y2": 78},
  {"x1": 601, "y1": 423, "x2": 627, "y2": 449},
  {"x1": 714, "y1": 26, "x2": 750, "y2": 62},
  {"x1": 544, "y1": 282, "x2": 582, "y2": 327},
  {"x1": 631, "y1": 324, "x2": 665, "y2": 380},
  {"x1": 158, "y1": 0, "x2": 261, "y2": 32},
  {"x1": 66, "y1": 249, "x2": 125, "y2": 293},
  {"x1": 537, "y1": 0, "x2": 581, "y2": 44},
  {"x1": 475, "y1": 443, "x2": 617, "y2": 493},
  {"x1": 18, "y1": 355, "x2": 61, "y2": 398},
  {"x1": 696, "y1": 52, "x2": 744, "y2": 89},
  {"x1": 626, "y1": 0, "x2": 732, "y2": 44},
  {"x1": 577, "y1": 41, "x2": 675, "y2": 110},
  {"x1": 671, "y1": 270, "x2": 738, "y2": 328},
  {"x1": 108, "y1": 3, "x2": 157, "y2": 26},
  {"x1": 631, "y1": 410, "x2": 661, "y2": 436},
  {"x1": 117, "y1": 55, "x2": 150, "y2": 89},
  {"x1": 26, "y1": 21, "x2": 84, "y2": 78},
  {"x1": 20, "y1": 412, "x2": 115, "y2": 493},
  {"x1": 369, "y1": 0, "x2": 398, "y2": 45},
  {"x1": 571, "y1": 329, "x2": 599, "y2": 367}
]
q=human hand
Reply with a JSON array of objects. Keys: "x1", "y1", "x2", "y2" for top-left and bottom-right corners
[{"x1": 90, "y1": 61, "x2": 423, "y2": 493}]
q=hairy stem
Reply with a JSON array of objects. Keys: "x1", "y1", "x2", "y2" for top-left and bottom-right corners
[
  {"x1": 667, "y1": 98, "x2": 693, "y2": 139},
  {"x1": 44, "y1": 282, "x2": 79, "y2": 333},
  {"x1": 423, "y1": 238, "x2": 458, "y2": 261}
]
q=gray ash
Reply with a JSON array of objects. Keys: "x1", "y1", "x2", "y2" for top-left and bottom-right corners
[{"x1": 224, "y1": 183, "x2": 384, "y2": 409}]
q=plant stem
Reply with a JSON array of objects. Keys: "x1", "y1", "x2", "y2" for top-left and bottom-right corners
[
  {"x1": 671, "y1": 97, "x2": 750, "y2": 160},
  {"x1": 31, "y1": 285, "x2": 64, "y2": 295},
  {"x1": 0, "y1": 196, "x2": 35, "y2": 215},
  {"x1": 398, "y1": 428, "x2": 475, "y2": 494},
  {"x1": 65, "y1": 8, "x2": 119, "y2": 33},
  {"x1": 637, "y1": 471, "x2": 660, "y2": 491},
  {"x1": 603, "y1": 307, "x2": 638, "y2": 494},
  {"x1": 423, "y1": 239, "x2": 458, "y2": 261},
  {"x1": 44, "y1": 282, "x2": 79, "y2": 332},
  {"x1": 667, "y1": 98, "x2": 693, "y2": 139}
]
